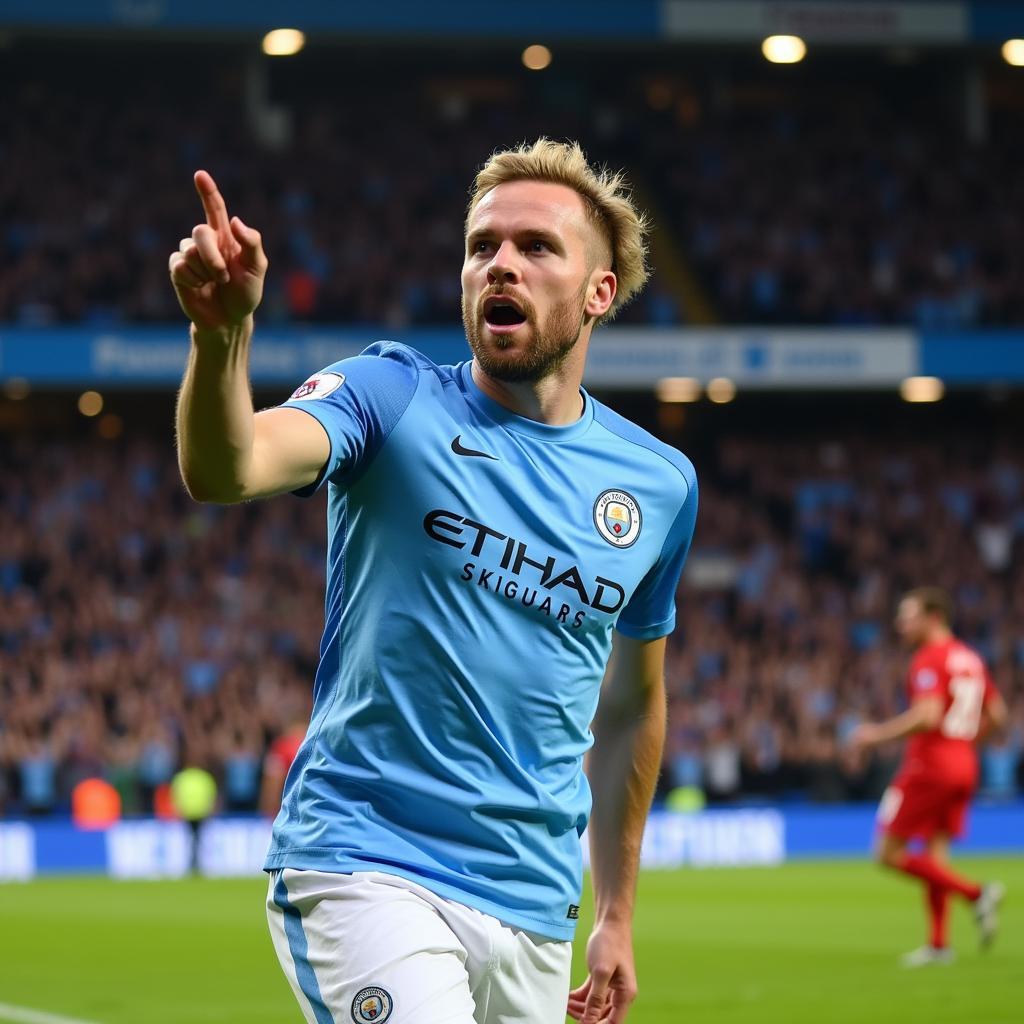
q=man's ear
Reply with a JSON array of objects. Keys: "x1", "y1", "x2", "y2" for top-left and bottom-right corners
[{"x1": 587, "y1": 268, "x2": 617, "y2": 320}]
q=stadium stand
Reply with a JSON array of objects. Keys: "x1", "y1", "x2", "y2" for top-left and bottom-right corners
[
  {"x1": 3, "y1": 46, "x2": 1024, "y2": 328},
  {"x1": 1, "y1": 418, "x2": 1021, "y2": 816},
  {"x1": 2, "y1": 38, "x2": 1022, "y2": 818}
]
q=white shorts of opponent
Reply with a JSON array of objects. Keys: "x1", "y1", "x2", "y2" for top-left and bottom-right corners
[{"x1": 267, "y1": 868, "x2": 573, "y2": 1024}]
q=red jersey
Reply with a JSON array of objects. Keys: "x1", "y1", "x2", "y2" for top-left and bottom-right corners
[
  {"x1": 266, "y1": 729, "x2": 304, "y2": 778},
  {"x1": 900, "y1": 637, "x2": 998, "y2": 786}
]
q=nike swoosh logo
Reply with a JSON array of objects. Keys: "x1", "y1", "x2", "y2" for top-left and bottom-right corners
[{"x1": 451, "y1": 435, "x2": 499, "y2": 460}]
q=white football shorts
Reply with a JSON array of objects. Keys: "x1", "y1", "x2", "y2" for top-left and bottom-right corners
[{"x1": 266, "y1": 868, "x2": 573, "y2": 1024}]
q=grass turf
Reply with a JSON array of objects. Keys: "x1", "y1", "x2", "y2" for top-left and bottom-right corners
[{"x1": 0, "y1": 859, "x2": 1019, "y2": 1023}]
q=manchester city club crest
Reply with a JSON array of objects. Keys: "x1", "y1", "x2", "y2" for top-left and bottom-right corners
[
  {"x1": 593, "y1": 489, "x2": 642, "y2": 548},
  {"x1": 351, "y1": 986, "x2": 393, "y2": 1023}
]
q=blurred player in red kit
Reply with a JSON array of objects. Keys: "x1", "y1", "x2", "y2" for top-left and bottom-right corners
[
  {"x1": 852, "y1": 587, "x2": 1008, "y2": 967},
  {"x1": 260, "y1": 713, "x2": 308, "y2": 819}
]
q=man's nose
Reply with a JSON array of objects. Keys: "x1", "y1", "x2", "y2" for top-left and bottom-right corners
[{"x1": 487, "y1": 241, "x2": 522, "y2": 285}]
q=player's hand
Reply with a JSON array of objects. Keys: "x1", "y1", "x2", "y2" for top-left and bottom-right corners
[
  {"x1": 567, "y1": 922, "x2": 637, "y2": 1024},
  {"x1": 849, "y1": 723, "x2": 880, "y2": 753},
  {"x1": 169, "y1": 170, "x2": 268, "y2": 335}
]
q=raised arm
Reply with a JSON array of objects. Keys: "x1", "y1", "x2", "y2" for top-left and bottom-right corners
[
  {"x1": 569, "y1": 632, "x2": 667, "y2": 1024},
  {"x1": 170, "y1": 170, "x2": 329, "y2": 503}
]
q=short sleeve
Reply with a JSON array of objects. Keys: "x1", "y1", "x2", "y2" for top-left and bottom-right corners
[
  {"x1": 279, "y1": 342, "x2": 419, "y2": 496},
  {"x1": 616, "y1": 469, "x2": 698, "y2": 640},
  {"x1": 908, "y1": 651, "x2": 943, "y2": 701}
]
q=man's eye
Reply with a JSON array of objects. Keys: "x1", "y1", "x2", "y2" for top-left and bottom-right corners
[
  {"x1": 473, "y1": 241, "x2": 492, "y2": 254},
  {"x1": 528, "y1": 240, "x2": 549, "y2": 253}
]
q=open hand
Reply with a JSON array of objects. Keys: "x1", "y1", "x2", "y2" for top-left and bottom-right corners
[
  {"x1": 168, "y1": 170, "x2": 268, "y2": 334},
  {"x1": 567, "y1": 923, "x2": 638, "y2": 1024}
]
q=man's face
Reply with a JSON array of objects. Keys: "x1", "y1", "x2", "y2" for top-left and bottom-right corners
[
  {"x1": 895, "y1": 597, "x2": 929, "y2": 647},
  {"x1": 461, "y1": 180, "x2": 610, "y2": 383}
]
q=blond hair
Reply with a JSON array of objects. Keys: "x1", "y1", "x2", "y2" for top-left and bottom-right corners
[{"x1": 467, "y1": 138, "x2": 650, "y2": 322}]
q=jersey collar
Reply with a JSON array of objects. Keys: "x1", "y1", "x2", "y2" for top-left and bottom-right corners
[{"x1": 458, "y1": 361, "x2": 594, "y2": 442}]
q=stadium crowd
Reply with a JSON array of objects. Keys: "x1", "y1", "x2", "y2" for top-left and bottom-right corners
[
  {"x1": 664, "y1": 432, "x2": 1024, "y2": 803},
  {"x1": 1, "y1": 426, "x2": 1021, "y2": 817},
  {"x1": 3, "y1": 55, "x2": 1024, "y2": 330},
  {"x1": 645, "y1": 102, "x2": 1024, "y2": 328},
  {"x1": 3, "y1": 44, "x2": 1022, "y2": 817}
]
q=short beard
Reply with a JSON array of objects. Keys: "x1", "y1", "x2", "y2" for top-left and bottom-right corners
[{"x1": 462, "y1": 282, "x2": 589, "y2": 384}]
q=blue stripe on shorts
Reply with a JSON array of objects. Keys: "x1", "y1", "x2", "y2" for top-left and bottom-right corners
[{"x1": 273, "y1": 871, "x2": 335, "y2": 1024}]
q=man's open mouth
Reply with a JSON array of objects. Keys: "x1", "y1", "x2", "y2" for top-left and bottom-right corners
[{"x1": 483, "y1": 297, "x2": 528, "y2": 328}]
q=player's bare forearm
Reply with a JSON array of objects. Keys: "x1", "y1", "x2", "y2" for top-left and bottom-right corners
[
  {"x1": 176, "y1": 317, "x2": 259, "y2": 503},
  {"x1": 586, "y1": 635, "x2": 667, "y2": 926},
  {"x1": 587, "y1": 706, "x2": 664, "y2": 925},
  {"x1": 853, "y1": 697, "x2": 943, "y2": 749},
  {"x1": 977, "y1": 694, "x2": 1009, "y2": 742}
]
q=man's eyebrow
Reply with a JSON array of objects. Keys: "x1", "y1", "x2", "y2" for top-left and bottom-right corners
[
  {"x1": 465, "y1": 226, "x2": 566, "y2": 250},
  {"x1": 524, "y1": 229, "x2": 565, "y2": 249}
]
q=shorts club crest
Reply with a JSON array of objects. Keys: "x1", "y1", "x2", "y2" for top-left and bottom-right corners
[
  {"x1": 593, "y1": 489, "x2": 642, "y2": 548},
  {"x1": 351, "y1": 986, "x2": 393, "y2": 1023}
]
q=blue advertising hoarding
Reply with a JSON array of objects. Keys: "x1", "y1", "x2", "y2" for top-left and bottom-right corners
[
  {"x1": 6, "y1": 1, "x2": 1015, "y2": 46},
  {"x1": 2, "y1": 326, "x2": 1023, "y2": 389},
  {"x1": 0, "y1": 0, "x2": 659, "y2": 36},
  {"x1": 3, "y1": 803, "x2": 1022, "y2": 881},
  {"x1": 5, "y1": 2, "x2": 1019, "y2": 45}
]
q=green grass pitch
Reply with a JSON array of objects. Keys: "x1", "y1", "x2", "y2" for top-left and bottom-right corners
[{"x1": 0, "y1": 859, "x2": 1020, "y2": 1023}]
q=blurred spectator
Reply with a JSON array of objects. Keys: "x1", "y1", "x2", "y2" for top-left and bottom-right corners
[
  {"x1": 669, "y1": 433, "x2": 1023, "y2": 802},
  {"x1": 260, "y1": 714, "x2": 308, "y2": 819},
  {"x1": 0, "y1": 426, "x2": 1020, "y2": 814},
  {"x1": 0, "y1": 435, "x2": 317, "y2": 816},
  {"x1": 5, "y1": 50, "x2": 1024, "y2": 329}
]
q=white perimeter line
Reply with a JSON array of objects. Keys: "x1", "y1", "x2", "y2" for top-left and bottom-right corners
[{"x1": 0, "y1": 1004, "x2": 102, "y2": 1024}]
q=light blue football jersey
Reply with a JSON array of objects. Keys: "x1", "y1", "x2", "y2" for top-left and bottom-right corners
[{"x1": 264, "y1": 342, "x2": 698, "y2": 940}]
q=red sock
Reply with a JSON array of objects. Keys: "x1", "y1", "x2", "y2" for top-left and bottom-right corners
[
  {"x1": 897, "y1": 852, "x2": 982, "y2": 902},
  {"x1": 927, "y1": 883, "x2": 949, "y2": 949}
]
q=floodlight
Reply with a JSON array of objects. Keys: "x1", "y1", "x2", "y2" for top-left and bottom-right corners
[
  {"x1": 900, "y1": 377, "x2": 944, "y2": 402},
  {"x1": 762, "y1": 35, "x2": 807, "y2": 64},
  {"x1": 522, "y1": 45, "x2": 552, "y2": 71},
  {"x1": 262, "y1": 29, "x2": 306, "y2": 57},
  {"x1": 707, "y1": 378, "x2": 737, "y2": 403}
]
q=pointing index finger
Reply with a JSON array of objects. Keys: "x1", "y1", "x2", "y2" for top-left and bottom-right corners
[{"x1": 194, "y1": 169, "x2": 231, "y2": 235}]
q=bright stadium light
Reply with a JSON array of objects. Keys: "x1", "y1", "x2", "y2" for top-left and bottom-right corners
[
  {"x1": 262, "y1": 29, "x2": 306, "y2": 57},
  {"x1": 522, "y1": 44, "x2": 552, "y2": 71},
  {"x1": 656, "y1": 377, "x2": 702, "y2": 403},
  {"x1": 900, "y1": 376, "x2": 944, "y2": 403},
  {"x1": 762, "y1": 35, "x2": 807, "y2": 64},
  {"x1": 1002, "y1": 39, "x2": 1024, "y2": 66},
  {"x1": 707, "y1": 378, "x2": 737, "y2": 404},
  {"x1": 78, "y1": 391, "x2": 103, "y2": 417}
]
